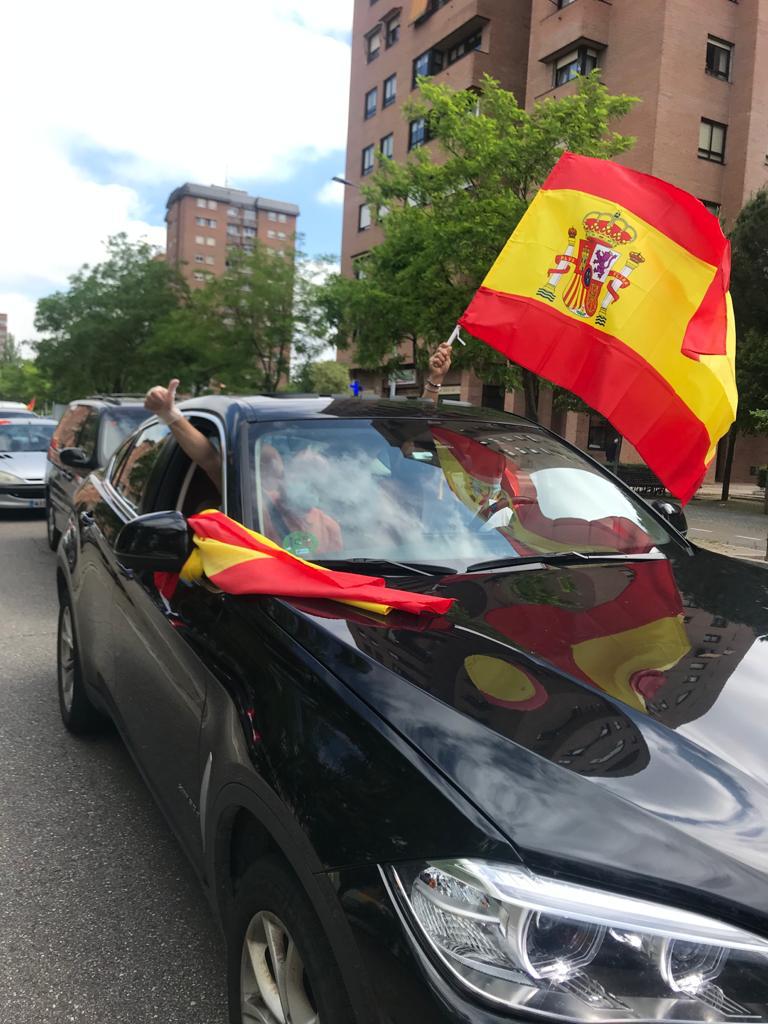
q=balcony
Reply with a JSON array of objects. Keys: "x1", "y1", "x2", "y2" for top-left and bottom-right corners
[{"x1": 535, "y1": 0, "x2": 610, "y2": 70}]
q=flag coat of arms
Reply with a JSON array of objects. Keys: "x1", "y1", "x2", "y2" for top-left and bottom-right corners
[{"x1": 459, "y1": 153, "x2": 737, "y2": 503}]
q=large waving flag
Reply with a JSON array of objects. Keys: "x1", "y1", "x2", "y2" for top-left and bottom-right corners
[
  {"x1": 459, "y1": 153, "x2": 737, "y2": 503},
  {"x1": 161, "y1": 510, "x2": 453, "y2": 617}
]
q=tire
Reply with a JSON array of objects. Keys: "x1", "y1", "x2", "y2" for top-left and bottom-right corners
[
  {"x1": 227, "y1": 856, "x2": 356, "y2": 1024},
  {"x1": 57, "y1": 593, "x2": 105, "y2": 734},
  {"x1": 46, "y1": 497, "x2": 61, "y2": 551}
]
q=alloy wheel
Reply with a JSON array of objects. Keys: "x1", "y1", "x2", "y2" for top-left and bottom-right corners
[
  {"x1": 59, "y1": 605, "x2": 75, "y2": 713},
  {"x1": 241, "y1": 910, "x2": 318, "y2": 1024}
]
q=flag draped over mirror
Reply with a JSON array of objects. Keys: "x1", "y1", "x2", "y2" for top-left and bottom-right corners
[
  {"x1": 459, "y1": 152, "x2": 737, "y2": 503},
  {"x1": 157, "y1": 510, "x2": 454, "y2": 617}
]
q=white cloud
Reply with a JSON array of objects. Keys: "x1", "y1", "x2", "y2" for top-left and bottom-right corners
[
  {"x1": 316, "y1": 180, "x2": 347, "y2": 206},
  {"x1": 2, "y1": 0, "x2": 352, "y2": 339}
]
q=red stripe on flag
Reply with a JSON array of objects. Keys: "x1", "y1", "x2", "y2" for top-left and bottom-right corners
[
  {"x1": 459, "y1": 288, "x2": 711, "y2": 503},
  {"x1": 542, "y1": 153, "x2": 727, "y2": 268},
  {"x1": 681, "y1": 251, "x2": 730, "y2": 359}
]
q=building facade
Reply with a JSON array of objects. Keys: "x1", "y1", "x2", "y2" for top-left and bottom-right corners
[
  {"x1": 339, "y1": 0, "x2": 768, "y2": 483},
  {"x1": 166, "y1": 183, "x2": 299, "y2": 288},
  {"x1": 0, "y1": 313, "x2": 7, "y2": 358}
]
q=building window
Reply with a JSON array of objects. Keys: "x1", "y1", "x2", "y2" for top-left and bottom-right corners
[
  {"x1": 706, "y1": 37, "x2": 733, "y2": 80},
  {"x1": 554, "y1": 47, "x2": 599, "y2": 86},
  {"x1": 385, "y1": 12, "x2": 400, "y2": 47},
  {"x1": 205, "y1": 255, "x2": 215, "y2": 265},
  {"x1": 358, "y1": 203, "x2": 372, "y2": 230},
  {"x1": 196, "y1": 198, "x2": 207, "y2": 208},
  {"x1": 380, "y1": 132, "x2": 394, "y2": 159},
  {"x1": 408, "y1": 117, "x2": 429, "y2": 150},
  {"x1": 701, "y1": 199, "x2": 721, "y2": 216},
  {"x1": 366, "y1": 26, "x2": 381, "y2": 62},
  {"x1": 227, "y1": 224, "x2": 239, "y2": 236},
  {"x1": 446, "y1": 29, "x2": 482, "y2": 65},
  {"x1": 383, "y1": 73, "x2": 397, "y2": 108},
  {"x1": 206, "y1": 237, "x2": 216, "y2": 246},
  {"x1": 195, "y1": 234, "x2": 205, "y2": 245},
  {"x1": 267, "y1": 211, "x2": 277, "y2": 221},
  {"x1": 196, "y1": 216, "x2": 207, "y2": 226},
  {"x1": 244, "y1": 210, "x2": 256, "y2": 222},
  {"x1": 267, "y1": 229, "x2": 276, "y2": 238},
  {"x1": 364, "y1": 86, "x2": 378, "y2": 119},
  {"x1": 699, "y1": 118, "x2": 727, "y2": 162},
  {"x1": 194, "y1": 254, "x2": 205, "y2": 263},
  {"x1": 207, "y1": 218, "x2": 217, "y2": 228},
  {"x1": 361, "y1": 143, "x2": 375, "y2": 175},
  {"x1": 207, "y1": 200, "x2": 217, "y2": 209},
  {"x1": 193, "y1": 272, "x2": 206, "y2": 281},
  {"x1": 587, "y1": 414, "x2": 615, "y2": 452},
  {"x1": 278, "y1": 212, "x2": 287, "y2": 223},
  {"x1": 227, "y1": 207, "x2": 239, "y2": 217},
  {"x1": 277, "y1": 231, "x2": 287, "y2": 239},
  {"x1": 243, "y1": 226, "x2": 256, "y2": 237},
  {"x1": 413, "y1": 49, "x2": 443, "y2": 87}
]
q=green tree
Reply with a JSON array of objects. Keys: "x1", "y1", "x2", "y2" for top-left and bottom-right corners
[
  {"x1": 297, "y1": 359, "x2": 349, "y2": 394},
  {"x1": 151, "y1": 244, "x2": 330, "y2": 394},
  {"x1": 317, "y1": 73, "x2": 637, "y2": 414},
  {"x1": 0, "y1": 333, "x2": 51, "y2": 406},
  {"x1": 34, "y1": 234, "x2": 185, "y2": 401},
  {"x1": 719, "y1": 190, "x2": 768, "y2": 504}
]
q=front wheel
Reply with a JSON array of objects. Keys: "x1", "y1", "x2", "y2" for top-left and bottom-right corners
[
  {"x1": 46, "y1": 498, "x2": 61, "y2": 551},
  {"x1": 57, "y1": 594, "x2": 105, "y2": 734},
  {"x1": 227, "y1": 857, "x2": 355, "y2": 1024}
]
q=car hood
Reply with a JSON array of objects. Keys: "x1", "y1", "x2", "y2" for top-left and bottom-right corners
[
  {"x1": 0, "y1": 450, "x2": 48, "y2": 481},
  {"x1": 285, "y1": 545, "x2": 768, "y2": 926}
]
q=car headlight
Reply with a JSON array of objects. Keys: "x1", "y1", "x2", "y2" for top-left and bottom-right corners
[
  {"x1": 0, "y1": 469, "x2": 23, "y2": 484},
  {"x1": 388, "y1": 860, "x2": 768, "y2": 1021}
]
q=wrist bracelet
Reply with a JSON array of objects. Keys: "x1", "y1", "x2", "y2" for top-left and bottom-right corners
[{"x1": 426, "y1": 378, "x2": 442, "y2": 389}]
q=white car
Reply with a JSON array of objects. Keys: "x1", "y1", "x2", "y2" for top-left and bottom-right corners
[{"x1": 0, "y1": 416, "x2": 57, "y2": 510}]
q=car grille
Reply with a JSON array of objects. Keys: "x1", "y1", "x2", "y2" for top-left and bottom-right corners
[{"x1": 0, "y1": 484, "x2": 46, "y2": 499}]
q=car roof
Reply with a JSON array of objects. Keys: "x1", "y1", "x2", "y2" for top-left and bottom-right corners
[
  {"x1": 177, "y1": 394, "x2": 532, "y2": 427},
  {"x1": 68, "y1": 396, "x2": 146, "y2": 409},
  {"x1": 0, "y1": 416, "x2": 56, "y2": 425}
]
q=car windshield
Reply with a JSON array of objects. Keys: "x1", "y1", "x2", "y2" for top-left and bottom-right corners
[
  {"x1": 98, "y1": 407, "x2": 148, "y2": 465},
  {"x1": 0, "y1": 420, "x2": 55, "y2": 452},
  {"x1": 248, "y1": 418, "x2": 671, "y2": 564}
]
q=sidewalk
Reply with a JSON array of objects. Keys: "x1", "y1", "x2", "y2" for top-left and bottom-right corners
[
  {"x1": 685, "y1": 489, "x2": 768, "y2": 563},
  {"x1": 694, "y1": 482, "x2": 765, "y2": 502}
]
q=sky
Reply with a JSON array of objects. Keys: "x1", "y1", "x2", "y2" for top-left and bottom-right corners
[{"x1": 2, "y1": 0, "x2": 354, "y2": 343}]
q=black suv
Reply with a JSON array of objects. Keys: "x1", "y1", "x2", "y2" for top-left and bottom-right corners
[
  {"x1": 57, "y1": 395, "x2": 768, "y2": 1024},
  {"x1": 46, "y1": 396, "x2": 148, "y2": 549}
]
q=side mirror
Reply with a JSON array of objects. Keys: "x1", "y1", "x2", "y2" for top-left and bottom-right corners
[
  {"x1": 651, "y1": 499, "x2": 688, "y2": 537},
  {"x1": 115, "y1": 511, "x2": 192, "y2": 573},
  {"x1": 59, "y1": 447, "x2": 92, "y2": 469}
]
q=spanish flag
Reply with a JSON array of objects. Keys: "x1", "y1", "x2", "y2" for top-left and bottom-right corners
[
  {"x1": 459, "y1": 153, "x2": 737, "y2": 503},
  {"x1": 167, "y1": 510, "x2": 453, "y2": 617}
]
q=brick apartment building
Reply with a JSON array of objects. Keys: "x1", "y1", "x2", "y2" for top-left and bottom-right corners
[
  {"x1": 165, "y1": 183, "x2": 299, "y2": 289},
  {"x1": 338, "y1": 0, "x2": 768, "y2": 484},
  {"x1": 0, "y1": 313, "x2": 7, "y2": 357}
]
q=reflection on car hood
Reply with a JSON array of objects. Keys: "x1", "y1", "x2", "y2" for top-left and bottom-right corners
[
  {"x1": 285, "y1": 546, "x2": 768, "y2": 924},
  {"x1": 0, "y1": 451, "x2": 48, "y2": 481}
]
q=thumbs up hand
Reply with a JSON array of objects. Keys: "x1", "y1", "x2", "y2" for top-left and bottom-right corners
[{"x1": 145, "y1": 378, "x2": 182, "y2": 424}]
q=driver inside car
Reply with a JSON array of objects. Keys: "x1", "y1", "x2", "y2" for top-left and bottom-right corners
[{"x1": 144, "y1": 380, "x2": 343, "y2": 555}]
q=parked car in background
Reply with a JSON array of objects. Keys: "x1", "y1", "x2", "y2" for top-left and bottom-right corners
[
  {"x1": 0, "y1": 401, "x2": 38, "y2": 418},
  {"x1": 46, "y1": 396, "x2": 147, "y2": 549},
  {"x1": 0, "y1": 416, "x2": 56, "y2": 511},
  {"x1": 56, "y1": 395, "x2": 768, "y2": 1024}
]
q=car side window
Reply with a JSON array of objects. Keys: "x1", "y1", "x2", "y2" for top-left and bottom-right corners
[
  {"x1": 52, "y1": 405, "x2": 90, "y2": 451},
  {"x1": 111, "y1": 421, "x2": 170, "y2": 512},
  {"x1": 76, "y1": 409, "x2": 100, "y2": 460}
]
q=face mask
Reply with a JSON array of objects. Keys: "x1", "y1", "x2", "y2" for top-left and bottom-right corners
[{"x1": 283, "y1": 478, "x2": 319, "y2": 515}]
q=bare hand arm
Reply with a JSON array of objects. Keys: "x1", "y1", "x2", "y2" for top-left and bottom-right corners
[
  {"x1": 422, "y1": 342, "x2": 452, "y2": 404},
  {"x1": 144, "y1": 379, "x2": 222, "y2": 486}
]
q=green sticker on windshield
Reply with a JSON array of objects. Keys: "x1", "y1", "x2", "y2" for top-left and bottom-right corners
[{"x1": 282, "y1": 531, "x2": 318, "y2": 558}]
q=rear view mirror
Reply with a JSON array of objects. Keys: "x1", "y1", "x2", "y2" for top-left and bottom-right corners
[
  {"x1": 59, "y1": 447, "x2": 92, "y2": 468},
  {"x1": 650, "y1": 499, "x2": 688, "y2": 537},
  {"x1": 115, "y1": 511, "x2": 192, "y2": 573}
]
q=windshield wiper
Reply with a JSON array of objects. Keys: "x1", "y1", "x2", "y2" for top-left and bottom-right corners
[
  {"x1": 464, "y1": 551, "x2": 659, "y2": 573},
  {"x1": 316, "y1": 557, "x2": 457, "y2": 577}
]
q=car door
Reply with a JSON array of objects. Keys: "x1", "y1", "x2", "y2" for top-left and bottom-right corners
[{"x1": 106, "y1": 417, "x2": 226, "y2": 867}]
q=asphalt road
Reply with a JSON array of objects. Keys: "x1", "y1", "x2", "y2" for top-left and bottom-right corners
[
  {"x1": 685, "y1": 496, "x2": 768, "y2": 560},
  {"x1": 0, "y1": 513, "x2": 227, "y2": 1024}
]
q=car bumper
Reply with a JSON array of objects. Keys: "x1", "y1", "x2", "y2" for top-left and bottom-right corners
[
  {"x1": 335, "y1": 866, "x2": 526, "y2": 1024},
  {"x1": 0, "y1": 484, "x2": 46, "y2": 509}
]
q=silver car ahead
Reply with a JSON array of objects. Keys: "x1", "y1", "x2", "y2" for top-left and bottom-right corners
[{"x1": 0, "y1": 416, "x2": 57, "y2": 510}]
